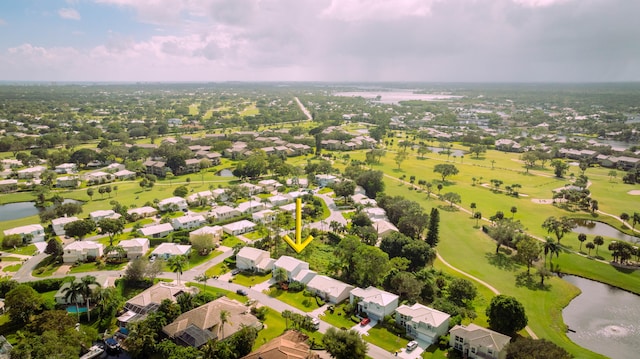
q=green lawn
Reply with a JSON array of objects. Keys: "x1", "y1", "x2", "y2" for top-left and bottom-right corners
[
  {"x1": 232, "y1": 272, "x2": 272, "y2": 287},
  {"x1": 160, "y1": 250, "x2": 222, "y2": 272},
  {"x1": 69, "y1": 261, "x2": 127, "y2": 273},
  {"x1": 0, "y1": 256, "x2": 23, "y2": 262},
  {"x1": 2, "y1": 244, "x2": 37, "y2": 256},
  {"x1": 363, "y1": 324, "x2": 409, "y2": 353},
  {"x1": 221, "y1": 235, "x2": 244, "y2": 248},
  {"x1": 243, "y1": 231, "x2": 265, "y2": 241},
  {"x1": 266, "y1": 288, "x2": 322, "y2": 312},
  {"x1": 318, "y1": 304, "x2": 357, "y2": 329},
  {"x1": 2, "y1": 264, "x2": 21, "y2": 272},
  {"x1": 205, "y1": 261, "x2": 232, "y2": 277}
]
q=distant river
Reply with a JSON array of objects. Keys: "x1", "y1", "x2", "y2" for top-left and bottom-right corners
[{"x1": 562, "y1": 275, "x2": 640, "y2": 359}]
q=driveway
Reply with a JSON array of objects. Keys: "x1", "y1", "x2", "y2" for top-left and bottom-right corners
[
  {"x1": 396, "y1": 346, "x2": 425, "y2": 359},
  {"x1": 350, "y1": 318, "x2": 378, "y2": 335}
]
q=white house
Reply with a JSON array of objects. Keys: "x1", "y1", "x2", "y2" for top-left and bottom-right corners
[
  {"x1": 187, "y1": 190, "x2": 215, "y2": 205},
  {"x1": 352, "y1": 193, "x2": 377, "y2": 207},
  {"x1": 113, "y1": 169, "x2": 136, "y2": 180},
  {"x1": 292, "y1": 269, "x2": 317, "y2": 285},
  {"x1": 237, "y1": 200, "x2": 266, "y2": 214},
  {"x1": 51, "y1": 216, "x2": 80, "y2": 236},
  {"x1": 86, "y1": 171, "x2": 112, "y2": 182},
  {"x1": 158, "y1": 197, "x2": 188, "y2": 212},
  {"x1": 139, "y1": 223, "x2": 174, "y2": 238},
  {"x1": 350, "y1": 286, "x2": 399, "y2": 321},
  {"x1": 257, "y1": 179, "x2": 282, "y2": 192},
  {"x1": 267, "y1": 195, "x2": 291, "y2": 207},
  {"x1": 374, "y1": 220, "x2": 399, "y2": 238},
  {"x1": 62, "y1": 241, "x2": 104, "y2": 263},
  {"x1": 286, "y1": 177, "x2": 308, "y2": 188},
  {"x1": 17, "y1": 165, "x2": 46, "y2": 179},
  {"x1": 396, "y1": 303, "x2": 451, "y2": 345},
  {"x1": 236, "y1": 247, "x2": 274, "y2": 273},
  {"x1": 306, "y1": 275, "x2": 354, "y2": 304},
  {"x1": 315, "y1": 174, "x2": 337, "y2": 187},
  {"x1": 127, "y1": 206, "x2": 158, "y2": 219},
  {"x1": 55, "y1": 163, "x2": 77, "y2": 174},
  {"x1": 222, "y1": 220, "x2": 256, "y2": 236},
  {"x1": 449, "y1": 324, "x2": 511, "y2": 359},
  {"x1": 252, "y1": 209, "x2": 277, "y2": 224},
  {"x1": 210, "y1": 206, "x2": 241, "y2": 221},
  {"x1": 364, "y1": 207, "x2": 387, "y2": 222},
  {"x1": 238, "y1": 182, "x2": 262, "y2": 195},
  {"x1": 3, "y1": 224, "x2": 45, "y2": 243},
  {"x1": 119, "y1": 238, "x2": 150, "y2": 259},
  {"x1": 172, "y1": 214, "x2": 206, "y2": 230},
  {"x1": 90, "y1": 209, "x2": 121, "y2": 223},
  {"x1": 189, "y1": 225, "x2": 223, "y2": 242},
  {"x1": 273, "y1": 256, "x2": 309, "y2": 282},
  {"x1": 151, "y1": 243, "x2": 192, "y2": 259},
  {"x1": 56, "y1": 176, "x2": 80, "y2": 188}
]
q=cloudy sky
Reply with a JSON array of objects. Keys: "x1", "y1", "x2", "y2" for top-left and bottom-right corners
[{"x1": 0, "y1": 0, "x2": 638, "y2": 82}]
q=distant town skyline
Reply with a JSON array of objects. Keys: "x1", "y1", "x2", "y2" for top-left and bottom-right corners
[{"x1": 1, "y1": 0, "x2": 639, "y2": 83}]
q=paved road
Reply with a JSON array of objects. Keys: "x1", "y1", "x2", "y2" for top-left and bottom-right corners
[{"x1": 294, "y1": 97, "x2": 313, "y2": 121}]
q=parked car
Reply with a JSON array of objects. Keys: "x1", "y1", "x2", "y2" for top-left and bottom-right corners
[
  {"x1": 308, "y1": 316, "x2": 320, "y2": 330},
  {"x1": 232, "y1": 269, "x2": 241, "y2": 275},
  {"x1": 236, "y1": 289, "x2": 247, "y2": 296},
  {"x1": 406, "y1": 341, "x2": 419, "y2": 351},
  {"x1": 360, "y1": 317, "x2": 370, "y2": 326}
]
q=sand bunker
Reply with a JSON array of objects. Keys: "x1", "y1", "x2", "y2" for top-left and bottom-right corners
[{"x1": 628, "y1": 190, "x2": 640, "y2": 196}]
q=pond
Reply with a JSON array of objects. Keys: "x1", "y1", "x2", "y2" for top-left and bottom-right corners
[
  {"x1": 427, "y1": 146, "x2": 466, "y2": 157},
  {"x1": 217, "y1": 169, "x2": 234, "y2": 177},
  {"x1": 562, "y1": 275, "x2": 640, "y2": 359},
  {"x1": 572, "y1": 219, "x2": 639, "y2": 244},
  {"x1": 0, "y1": 199, "x2": 83, "y2": 221}
]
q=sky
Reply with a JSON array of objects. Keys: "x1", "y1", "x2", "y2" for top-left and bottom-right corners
[{"x1": 0, "y1": 0, "x2": 639, "y2": 82}]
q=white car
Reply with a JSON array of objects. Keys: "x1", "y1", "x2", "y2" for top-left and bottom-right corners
[{"x1": 406, "y1": 341, "x2": 419, "y2": 351}]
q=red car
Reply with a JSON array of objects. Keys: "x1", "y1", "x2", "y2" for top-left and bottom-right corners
[{"x1": 360, "y1": 318, "x2": 371, "y2": 326}]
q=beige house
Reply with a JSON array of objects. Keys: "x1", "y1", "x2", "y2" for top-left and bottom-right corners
[
  {"x1": 189, "y1": 225, "x2": 223, "y2": 242},
  {"x1": 117, "y1": 282, "x2": 198, "y2": 326},
  {"x1": 242, "y1": 330, "x2": 319, "y2": 359},
  {"x1": 163, "y1": 297, "x2": 262, "y2": 348},
  {"x1": 449, "y1": 324, "x2": 511, "y2": 359},
  {"x1": 3, "y1": 224, "x2": 45, "y2": 243},
  {"x1": 306, "y1": 275, "x2": 354, "y2": 304},
  {"x1": 236, "y1": 247, "x2": 274, "y2": 273},
  {"x1": 62, "y1": 241, "x2": 104, "y2": 263},
  {"x1": 119, "y1": 237, "x2": 150, "y2": 259}
]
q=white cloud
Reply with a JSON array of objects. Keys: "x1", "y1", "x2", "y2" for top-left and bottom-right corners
[
  {"x1": 58, "y1": 8, "x2": 81, "y2": 20},
  {"x1": 320, "y1": 0, "x2": 434, "y2": 21},
  {"x1": 512, "y1": 0, "x2": 569, "y2": 7}
]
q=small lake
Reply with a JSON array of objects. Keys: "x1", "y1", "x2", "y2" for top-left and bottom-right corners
[
  {"x1": 427, "y1": 146, "x2": 466, "y2": 157},
  {"x1": 333, "y1": 91, "x2": 462, "y2": 104},
  {"x1": 562, "y1": 275, "x2": 640, "y2": 359},
  {"x1": 572, "y1": 219, "x2": 639, "y2": 244},
  {"x1": 0, "y1": 199, "x2": 83, "y2": 221},
  {"x1": 216, "y1": 169, "x2": 234, "y2": 177}
]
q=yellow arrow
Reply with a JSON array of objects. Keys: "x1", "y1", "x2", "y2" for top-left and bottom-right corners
[{"x1": 283, "y1": 198, "x2": 314, "y2": 253}]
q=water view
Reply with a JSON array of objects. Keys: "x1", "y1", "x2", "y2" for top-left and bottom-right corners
[
  {"x1": 333, "y1": 90, "x2": 462, "y2": 104},
  {"x1": 572, "y1": 219, "x2": 639, "y2": 244},
  {"x1": 562, "y1": 275, "x2": 640, "y2": 359},
  {"x1": 0, "y1": 199, "x2": 83, "y2": 221}
]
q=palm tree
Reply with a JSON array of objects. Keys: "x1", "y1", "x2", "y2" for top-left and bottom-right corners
[
  {"x1": 593, "y1": 235, "x2": 604, "y2": 255},
  {"x1": 63, "y1": 281, "x2": 84, "y2": 322},
  {"x1": 543, "y1": 237, "x2": 560, "y2": 268},
  {"x1": 474, "y1": 211, "x2": 482, "y2": 227},
  {"x1": 577, "y1": 233, "x2": 587, "y2": 251},
  {"x1": 470, "y1": 202, "x2": 476, "y2": 217},
  {"x1": 195, "y1": 273, "x2": 211, "y2": 292},
  {"x1": 219, "y1": 310, "x2": 231, "y2": 339},
  {"x1": 586, "y1": 242, "x2": 595, "y2": 256},
  {"x1": 510, "y1": 206, "x2": 517, "y2": 219},
  {"x1": 168, "y1": 255, "x2": 188, "y2": 285},
  {"x1": 80, "y1": 275, "x2": 100, "y2": 321}
]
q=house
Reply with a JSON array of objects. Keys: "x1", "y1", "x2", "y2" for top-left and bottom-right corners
[
  {"x1": 236, "y1": 247, "x2": 274, "y2": 273},
  {"x1": 222, "y1": 220, "x2": 256, "y2": 236},
  {"x1": 449, "y1": 323, "x2": 511, "y2": 359},
  {"x1": 85, "y1": 171, "x2": 112, "y2": 183},
  {"x1": 184, "y1": 158, "x2": 201, "y2": 174},
  {"x1": 286, "y1": 177, "x2": 309, "y2": 188},
  {"x1": 252, "y1": 209, "x2": 277, "y2": 224},
  {"x1": 0, "y1": 179, "x2": 18, "y2": 193},
  {"x1": 210, "y1": 206, "x2": 241, "y2": 221},
  {"x1": 151, "y1": 243, "x2": 192, "y2": 259},
  {"x1": 127, "y1": 206, "x2": 158, "y2": 219},
  {"x1": 55, "y1": 163, "x2": 77, "y2": 174},
  {"x1": 315, "y1": 174, "x2": 337, "y2": 187},
  {"x1": 144, "y1": 160, "x2": 168, "y2": 177},
  {"x1": 105, "y1": 163, "x2": 125, "y2": 172},
  {"x1": 238, "y1": 182, "x2": 262, "y2": 195},
  {"x1": 374, "y1": 220, "x2": 399, "y2": 238},
  {"x1": 272, "y1": 256, "x2": 309, "y2": 281},
  {"x1": 119, "y1": 238, "x2": 150, "y2": 259},
  {"x1": 364, "y1": 207, "x2": 387, "y2": 222},
  {"x1": 158, "y1": 197, "x2": 188, "y2": 212},
  {"x1": 267, "y1": 194, "x2": 291, "y2": 207},
  {"x1": 352, "y1": 193, "x2": 377, "y2": 207},
  {"x1": 54, "y1": 279, "x2": 99, "y2": 305},
  {"x1": 3, "y1": 224, "x2": 45, "y2": 243},
  {"x1": 113, "y1": 169, "x2": 136, "y2": 180},
  {"x1": 62, "y1": 241, "x2": 104, "y2": 263},
  {"x1": 172, "y1": 214, "x2": 206, "y2": 230},
  {"x1": 56, "y1": 176, "x2": 80, "y2": 188},
  {"x1": 258, "y1": 179, "x2": 283, "y2": 192},
  {"x1": 306, "y1": 275, "x2": 354, "y2": 304},
  {"x1": 163, "y1": 297, "x2": 262, "y2": 348},
  {"x1": 292, "y1": 269, "x2": 317, "y2": 285},
  {"x1": 17, "y1": 165, "x2": 46, "y2": 179},
  {"x1": 51, "y1": 216, "x2": 80, "y2": 236},
  {"x1": 117, "y1": 282, "x2": 197, "y2": 326},
  {"x1": 237, "y1": 201, "x2": 266, "y2": 214},
  {"x1": 396, "y1": 303, "x2": 451, "y2": 345},
  {"x1": 187, "y1": 190, "x2": 215, "y2": 205},
  {"x1": 189, "y1": 225, "x2": 223, "y2": 242},
  {"x1": 350, "y1": 286, "x2": 399, "y2": 321},
  {"x1": 89, "y1": 209, "x2": 121, "y2": 223},
  {"x1": 139, "y1": 223, "x2": 174, "y2": 238},
  {"x1": 241, "y1": 330, "x2": 319, "y2": 359}
]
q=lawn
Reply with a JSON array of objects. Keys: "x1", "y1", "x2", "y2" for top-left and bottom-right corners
[
  {"x1": 232, "y1": 271, "x2": 272, "y2": 287},
  {"x1": 318, "y1": 303, "x2": 357, "y2": 329},
  {"x1": 221, "y1": 235, "x2": 244, "y2": 248},
  {"x1": 266, "y1": 288, "x2": 322, "y2": 312},
  {"x1": 2, "y1": 264, "x2": 21, "y2": 272},
  {"x1": 205, "y1": 261, "x2": 233, "y2": 277},
  {"x1": 69, "y1": 261, "x2": 127, "y2": 274},
  {"x1": 243, "y1": 231, "x2": 265, "y2": 241},
  {"x1": 160, "y1": 250, "x2": 222, "y2": 271},
  {"x1": 363, "y1": 324, "x2": 409, "y2": 353},
  {"x1": 2, "y1": 244, "x2": 37, "y2": 256}
]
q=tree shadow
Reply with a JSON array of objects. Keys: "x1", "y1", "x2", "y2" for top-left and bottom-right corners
[
  {"x1": 485, "y1": 252, "x2": 518, "y2": 272},
  {"x1": 437, "y1": 205, "x2": 459, "y2": 212},
  {"x1": 515, "y1": 271, "x2": 551, "y2": 291}
]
